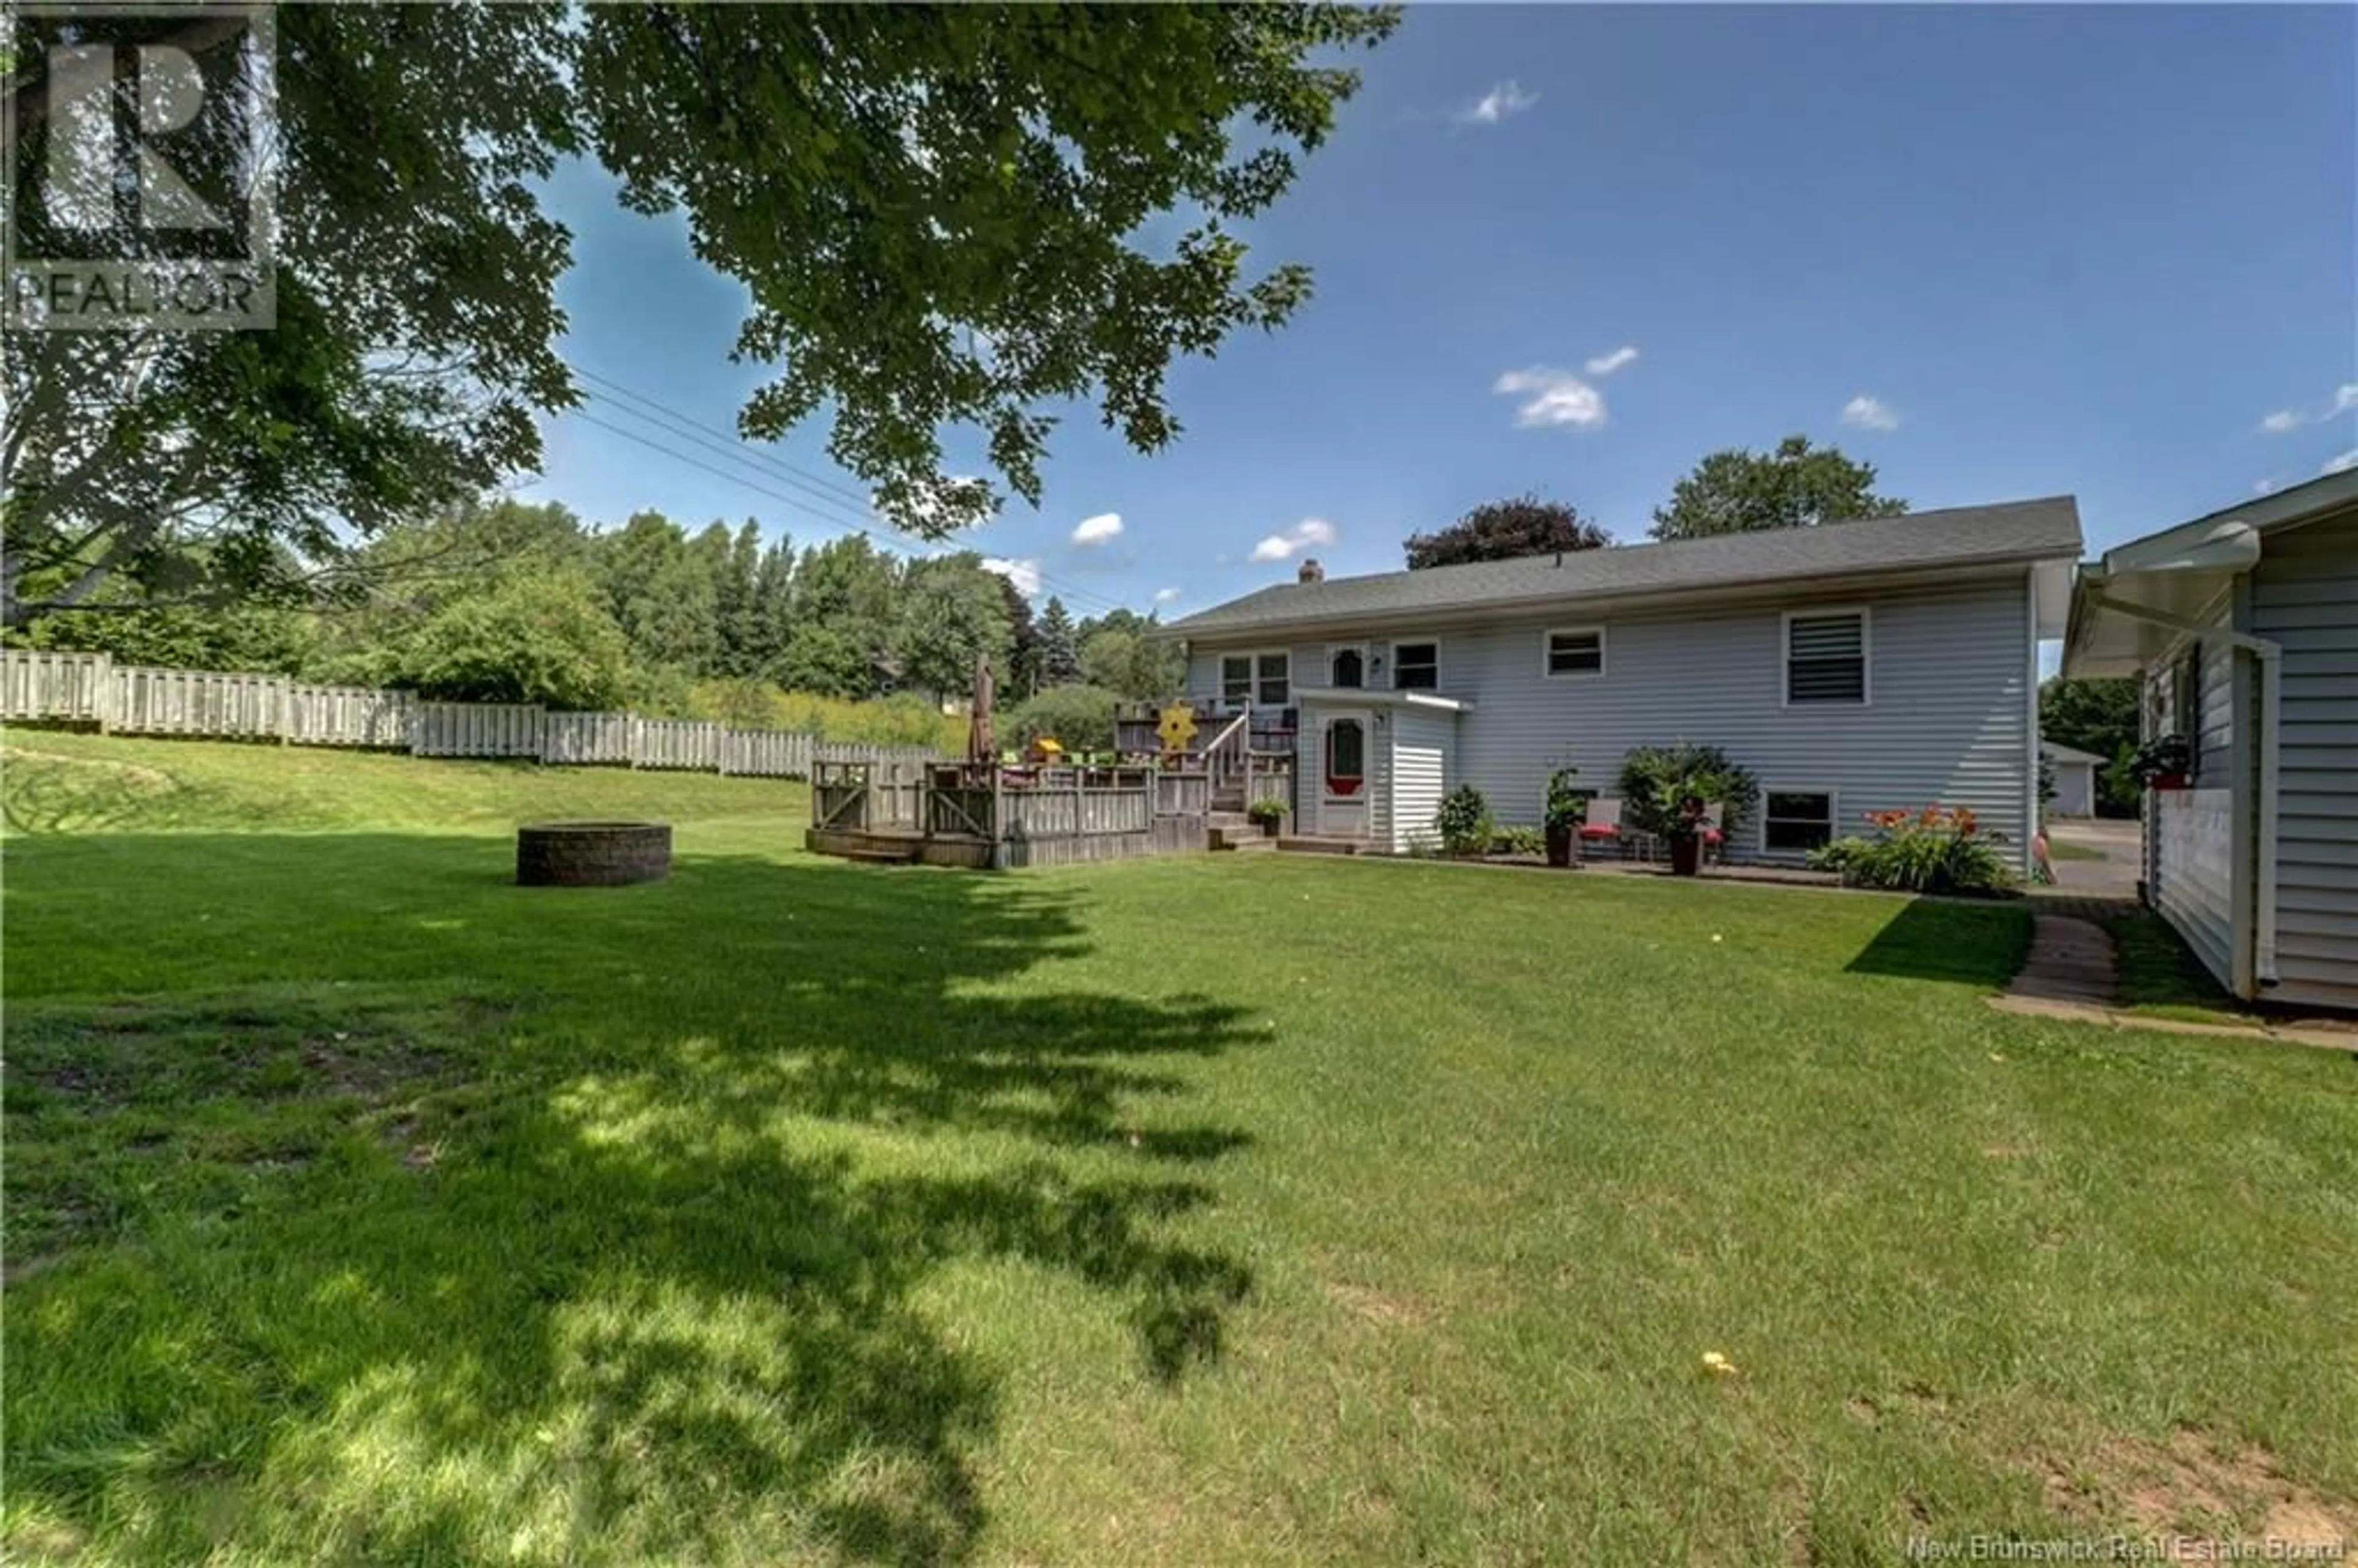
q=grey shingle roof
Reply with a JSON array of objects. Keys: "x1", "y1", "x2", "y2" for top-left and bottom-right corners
[{"x1": 1167, "y1": 496, "x2": 2082, "y2": 638}]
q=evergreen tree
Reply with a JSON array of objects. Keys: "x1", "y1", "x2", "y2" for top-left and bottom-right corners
[
  {"x1": 1037, "y1": 596, "x2": 1082, "y2": 686},
  {"x1": 995, "y1": 573, "x2": 1042, "y2": 696},
  {"x1": 745, "y1": 537, "x2": 798, "y2": 679},
  {"x1": 714, "y1": 519, "x2": 765, "y2": 676}
]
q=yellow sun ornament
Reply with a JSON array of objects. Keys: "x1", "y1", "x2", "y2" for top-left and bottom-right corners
[{"x1": 1155, "y1": 701, "x2": 1199, "y2": 756}]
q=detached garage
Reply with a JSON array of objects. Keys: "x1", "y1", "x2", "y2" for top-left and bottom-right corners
[{"x1": 2041, "y1": 741, "x2": 2107, "y2": 817}]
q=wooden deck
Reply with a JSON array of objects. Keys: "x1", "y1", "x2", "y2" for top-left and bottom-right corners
[{"x1": 806, "y1": 759, "x2": 1277, "y2": 870}]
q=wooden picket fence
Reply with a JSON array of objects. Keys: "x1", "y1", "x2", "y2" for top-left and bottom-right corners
[{"x1": 0, "y1": 649, "x2": 941, "y2": 780}]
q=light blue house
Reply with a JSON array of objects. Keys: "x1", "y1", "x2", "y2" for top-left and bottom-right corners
[
  {"x1": 1165, "y1": 498, "x2": 2082, "y2": 872},
  {"x1": 2064, "y1": 470, "x2": 2358, "y2": 1014}
]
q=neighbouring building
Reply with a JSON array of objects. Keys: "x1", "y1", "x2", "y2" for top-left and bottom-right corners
[{"x1": 2064, "y1": 468, "x2": 2358, "y2": 1014}]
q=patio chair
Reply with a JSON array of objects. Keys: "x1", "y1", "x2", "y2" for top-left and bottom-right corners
[
  {"x1": 1577, "y1": 796, "x2": 1626, "y2": 856},
  {"x1": 1700, "y1": 801, "x2": 1727, "y2": 864}
]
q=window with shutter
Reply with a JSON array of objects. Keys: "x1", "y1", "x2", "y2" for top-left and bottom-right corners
[{"x1": 1785, "y1": 611, "x2": 1867, "y2": 704}]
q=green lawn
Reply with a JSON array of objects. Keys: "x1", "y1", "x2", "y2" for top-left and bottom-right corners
[
  {"x1": 7, "y1": 732, "x2": 2356, "y2": 1566},
  {"x1": 2045, "y1": 839, "x2": 2106, "y2": 863}
]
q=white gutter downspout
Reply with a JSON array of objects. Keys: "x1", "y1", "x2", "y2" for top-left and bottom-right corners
[{"x1": 2084, "y1": 587, "x2": 2282, "y2": 993}]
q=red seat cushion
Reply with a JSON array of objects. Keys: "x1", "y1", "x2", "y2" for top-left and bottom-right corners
[
  {"x1": 1703, "y1": 828, "x2": 1723, "y2": 846},
  {"x1": 1576, "y1": 824, "x2": 1619, "y2": 840}
]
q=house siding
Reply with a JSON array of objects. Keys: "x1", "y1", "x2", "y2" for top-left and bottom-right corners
[
  {"x1": 2144, "y1": 602, "x2": 2242, "y2": 996},
  {"x1": 1187, "y1": 572, "x2": 2037, "y2": 869},
  {"x1": 1390, "y1": 708, "x2": 1453, "y2": 852},
  {"x1": 2251, "y1": 510, "x2": 2358, "y2": 1012}
]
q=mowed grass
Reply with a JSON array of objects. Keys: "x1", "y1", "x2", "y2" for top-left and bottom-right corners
[{"x1": 6, "y1": 732, "x2": 2357, "y2": 1566}]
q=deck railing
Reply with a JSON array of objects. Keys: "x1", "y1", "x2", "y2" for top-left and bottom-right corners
[
  {"x1": 812, "y1": 759, "x2": 927, "y2": 831},
  {"x1": 1202, "y1": 707, "x2": 1253, "y2": 803}
]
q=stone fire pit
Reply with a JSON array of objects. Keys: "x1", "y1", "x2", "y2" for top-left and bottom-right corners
[{"x1": 515, "y1": 821, "x2": 672, "y2": 887}]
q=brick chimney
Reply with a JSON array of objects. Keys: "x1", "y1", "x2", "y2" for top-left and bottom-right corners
[{"x1": 1297, "y1": 558, "x2": 1324, "y2": 584}]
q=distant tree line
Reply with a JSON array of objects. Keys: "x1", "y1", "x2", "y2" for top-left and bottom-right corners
[{"x1": 3, "y1": 499, "x2": 1184, "y2": 736}]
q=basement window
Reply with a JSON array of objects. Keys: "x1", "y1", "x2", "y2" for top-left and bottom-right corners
[{"x1": 1762, "y1": 791, "x2": 1836, "y2": 852}]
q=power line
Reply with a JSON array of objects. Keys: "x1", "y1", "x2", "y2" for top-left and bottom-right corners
[
  {"x1": 577, "y1": 376, "x2": 879, "y2": 521},
  {"x1": 565, "y1": 368, "x2": 1138, "y2": 616},
  {"x1": 562, "y1": 403, "x2": 1135, "y2": 617},
  {"x1": 576, "y1": 367, "x2": 870, "y2": 506}
]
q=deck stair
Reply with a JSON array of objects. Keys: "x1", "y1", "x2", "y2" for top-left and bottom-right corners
[
  {"x1": 1207, "y1": 810, "x2": 1275, "y2": 852},
  {"x1": 1276, "y1": 835, "x2": 1368, "y2": 856}
]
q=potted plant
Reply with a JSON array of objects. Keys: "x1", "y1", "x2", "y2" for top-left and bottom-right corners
[
  {"x1": 1245, "y1": 797, "x2": 1287, "y2": 837},
  {"x1": 1617, "y1": 742, "x2": 1759, "y2": 878},
  {"x1": 2128, "y1": 734, "x2": 2193, "y2": 791},
  {"x1": 1542, "y1": 766, "x2": 1585, "y2": 868},
  {"x1": 1665, "y1": 793, "x2": 1709, "y2": 877}
]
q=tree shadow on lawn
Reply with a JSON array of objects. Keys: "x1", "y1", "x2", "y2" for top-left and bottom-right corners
[
  {"x1": 1843, "y1": 895, "x2": 2034, "y2": 990},
  {"x1": 5, "y1": 832, "x2": 1261, "y2": 1566}
]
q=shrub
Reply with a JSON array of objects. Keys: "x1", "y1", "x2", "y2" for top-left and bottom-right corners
[
  {"x1": 1616, "y1": 742, "x2": 1759, "y2": 839},
  {"x1": 683, "y1": 681, "x2": 964, "y2": 748},
  {"x1": 1246, "y1": 797, "x2": 1286, "y2": 826},
  {"x1": 1543, "y1": 766, "x2": 1587, "y2": 829},
  {"x1": 1434, "y1": 784, "x2": 1493, "y2": 857},
  {"x1": 1806, "y1": 804, "x2": 2015, "y2": 895},
  {"x1": 1007, "y1": 682, "x2": 1121, "y2": 754},
  {"x1": 389, "y1": 569, "x2": 633, "y2": 711},
  {"x1": 1490, "y1": 823, "x2": 1546, "y2": 856}
]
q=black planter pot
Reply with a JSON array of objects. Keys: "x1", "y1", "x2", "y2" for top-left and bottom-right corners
[
  {"x1": 1259, "y1": 817, "x2": 1282, "y2": 837},
  {"x1": 1544, "y1": 823, "x2": 1574, "y2": 868},
  {"x1": 1668, "y1": 832, "x2": 1703, "y2": 877}
]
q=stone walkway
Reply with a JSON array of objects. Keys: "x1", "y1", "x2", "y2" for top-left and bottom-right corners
[
  {"x1": 1992, "y1": 910, "x2": 2354, "y2": 1051},
  {"x1": 2005, "y1": 914, "x2": 2119, "y2": 1006}
]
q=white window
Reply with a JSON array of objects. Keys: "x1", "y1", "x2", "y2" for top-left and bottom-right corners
[
  {"x1": 1784, "y1": 610, "x2": 1869, "y2": 705},
  {"x1": 1391, "y1": 640, "x2": 1439, "y2": 691},
  {"x1": 1543, "y1": 627, "x2": 1605, "y2": 678},
  {"x1": 1256, "y1": 652, "x2": 1290, "y2": 706},
  {"x1": 1762, "y1": 790, "x2": 1836, "y2": 853},
  {"x1": 1220, "y1": 655, "x2": 1253, "y2": 707},
  {"x1": 1219, "y1": 650, "x2": 1288, "y2": 708}
]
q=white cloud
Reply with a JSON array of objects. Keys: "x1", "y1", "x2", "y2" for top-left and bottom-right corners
[
  {"x1": 979, "y1": 557, "x2": 1041, "y2": 597},
  {"x1": 1840, "y1": 394, "x2": 1901, "y2": 432},
  {"x1": 1070, "y1": 511, "x2": 1123, "y2": 546},
  {"x1": 1152, "y1": 587, "x2": 1181, "y2": 604},
  {"x1": 1584, "y1": 345, "x2": 1640, "y2": 377},
  {"x1": 1457, "y1": 80, "x2": 1538, "y2": 126},
  {"x1": 1493, "y1": 367, "x2": 1606, "y2": 430},
  {"x1": 2323, "y1": 449, "x2": 2358, "y2": 477},
  {"x1": 2259, "y1": 384, "x2": 2358, "y2": 434},
  {"x1": 1250, "y1": 518, "x2": 1337, "y2": 563},
  {"x1": 2253, "y1": 478, "x2": 2281, "y2": 496}
]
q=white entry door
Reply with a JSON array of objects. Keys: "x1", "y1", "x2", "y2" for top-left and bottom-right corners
[{"x1": 1315, "y1": 709, "x2": 1371, "y2": 839}]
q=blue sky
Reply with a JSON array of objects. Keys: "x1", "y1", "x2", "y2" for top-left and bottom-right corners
[{"x1": 521, "y1": 4, "x2": 2357, "y2": 631}]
